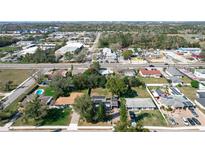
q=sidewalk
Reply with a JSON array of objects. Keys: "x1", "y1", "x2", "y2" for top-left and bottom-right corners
[{"x1": 68, "y1": 111, "x2": 80, "y2": 131}]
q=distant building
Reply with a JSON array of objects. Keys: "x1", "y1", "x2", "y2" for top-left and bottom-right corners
[
  {"x1": 139, "y1": 68, "x2": 161, "y2": 78},
  {"x1": 18, "y1": 46, "x2": 38, "y2": 57},
  {"x1": 101, "y1": 48, "x2": 118, "y2": 63},
  {"x1": 194, "y1": 69, "x2": 205, "y2": 79},
  {"x1": 125, "y1": 98, "x2": 157, "y2": 110},
  {"x1": 55, "y1": 42, "x2": 84, "y2": 57},
  {"x1": 177, "y1": 48, "x2": 201, "y2": 54},
  {"x1": 99, "y1": 68, "x2": 113, "y2": 76}
]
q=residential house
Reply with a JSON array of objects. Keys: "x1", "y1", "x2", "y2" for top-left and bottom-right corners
[
  {"x1": 119, "y1": 69, "x2": 136, "y2": 77},
  {"x1": 99, "y1": 68, "x2": 113, "y2": 76},
  {"x1": 125, "y1": 98, "x2": 157, "y2": 110},
  {"x1": 195, "y1": 91, "x2": 205, "y2": 110},
  {"x1": 101, "y1": 48, "x2": 118, "y2": 63},
  {"x1": 54, "y1": 92, "x2": 84, "y2": 107},
  {"x1": 166, "y1": 67, "x2": 183, "y2": 78},
  {"x1": 194, "y1": 69, "x2": 205, "y2": 79},
  {"x1": 139, "y1": 68, "x2": 161, "y2": 78}
]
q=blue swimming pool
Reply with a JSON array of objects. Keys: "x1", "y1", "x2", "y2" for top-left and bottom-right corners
[{"x1": 35, "y1": 89, "x2": 44, "y2": 95}]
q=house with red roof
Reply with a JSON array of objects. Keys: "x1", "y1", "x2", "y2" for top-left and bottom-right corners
[{"x1": 139, "y1": 68, "x2": 162, "y2": 78}]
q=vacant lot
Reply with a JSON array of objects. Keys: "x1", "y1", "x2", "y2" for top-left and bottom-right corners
[
  {"x1": 178, "y1": 86, "x2": 197, "y2": 102},
  {"x1": 135, "y1": 110, "x2": 167, "y2": 126},
  {"x1": 138, "y1": 76, "x2": 168, "y2": 84},
  {"x1": 0, "y1": 69, "x2": 35, "y2": 92}
]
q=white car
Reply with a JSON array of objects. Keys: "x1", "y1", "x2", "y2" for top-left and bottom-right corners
[{"x1": 182, "y1": 117, "x2": 189, "y2": 126}]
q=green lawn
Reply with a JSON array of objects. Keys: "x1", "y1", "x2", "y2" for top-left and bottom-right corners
[
  {"x1": 135, "y1": 110, "x2": 167, "y2": 126},
  {"x1": 132, "y1": 87, "x2": 151, "y2": 98},
  {"x1": 138, "y1": 76, "x2": 168, "y2": 84},
  {"x1": 44, "y1": 86, "x2": 56, "y2": 96},
  {"x1": 178, "y1": 86, "x2": 197, "y2": 102},
  {"x1": 14, "y1": 108, "x2": 72, "y2": 126},
  {"x1": 0, "y1": 46, "x2": 21, "y2": 52},
  {"x1": 0, "y1": 69, "x2": 36, "y2": 92}
]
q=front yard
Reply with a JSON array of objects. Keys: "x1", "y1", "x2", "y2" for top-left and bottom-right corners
[
  {"x1": 132, "y1": 87, "x2": 151, "y2": 98},
  {"x1": 135, "y1": 110, "x2": 167, "y2": 126},
  {"x1": 138, "y1": 76, "x2": 168, "y2": 84},
  {"x1": 14, "y1": 108, "x2": 72, "y2": 126}
]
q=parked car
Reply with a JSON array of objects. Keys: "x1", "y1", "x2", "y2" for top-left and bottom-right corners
[
  {"x1": 192, "y1": 117, "x2": 201, "y2": 125},
  {"x1": 189, "y1": 108, "x2": 198, "y2": 117},
  {"x1": 187, "y1": 118, "x2": 196, "y2": 126},
  {"x1": 149, "y1": 64, "x2": 155, "y2": 67},
  {"x1": 182, "y1": 117, "x2": 189, "y2": 126},
  {"x1": 129, "y1": 111, "x2": 137, "y2": 123},
  {"x1": 169, "y1": 117, "x2": 177, "y2": 126}
]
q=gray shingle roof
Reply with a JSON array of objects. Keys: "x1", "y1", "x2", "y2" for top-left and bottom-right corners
[
  {"x1": 167, "y1": 67, "x2": 183, "y2": 76},
  {"x1": 125, "y1": 98, "x2": 156, "y2": 108}
]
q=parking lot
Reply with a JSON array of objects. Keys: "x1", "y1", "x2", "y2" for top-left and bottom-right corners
[{"x1": 163, "y1": 107, "x2": 205, "y2": 127}]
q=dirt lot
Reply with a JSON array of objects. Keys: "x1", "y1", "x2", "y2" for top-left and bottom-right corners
[{"x1": 163, "y1": 108, "x2": 205, "y2": 127}]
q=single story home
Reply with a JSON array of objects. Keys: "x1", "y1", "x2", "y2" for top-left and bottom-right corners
[
  {"x1": 54, "y1": 92, "x2": 84, "y2": 107},
  {"x1": 194, "y1": 69, "x2": 205, "y2": 79},
  {"x1": 195, "y1": 91, "x2": 205, "y2": 110},
  {"x1": 125, "y1": 98, "x2": 157, "y2": 110},
  {"x1": 139, "y1": 68, "x2": 161, "y2": 78},
  {"x1": 169, "y1": 76, "x2": 182, "y2": 86},
  {"x1": 166, "y1": 67, "x2": 183, "y2": 78},
  {"x1": 119, "y1": 69, "x2": 136, "y2": 77},
  {"x1": 158, "y1": 95, "x2": 194, "y2": 109},
  {"x1": 99, "y1": 68, "x2": 113, "y2": 76}
]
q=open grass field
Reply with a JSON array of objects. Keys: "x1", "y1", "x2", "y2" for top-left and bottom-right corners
[
  {"x1": 132, "y1": 87, "x2": 151, "y2": 98},
  {"x1": 135, "y1": 110, "x2": 167, "y2": 126},
  {"x1": 0, "y1": 69, "x2": 36, "y2": 92},
  {"x1": 178, "y1": 86, "x2": 197, "y2": 102},
  {"x1": 138, "y1": 76, "x2": 168, "y2": 84}
]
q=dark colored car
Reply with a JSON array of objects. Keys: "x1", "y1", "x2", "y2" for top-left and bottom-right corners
[
  {"x1": 52, "y1": 129, "x2": 62, "y2": 132},
  {"x1": 187, "y1": 118, "x2": 196, "y2": 126},
  {"x1": 149, "y1": 65, "x2": 155, "y2": 67},
  {"x1": 189, "y1": 108, "x2": 199, "y2": 117},
  {"x1": 129, "y1": 111, "x2": 137, "y2": 123},
  {"x1": 192, "y1": 117, "x2": 201, "y2": 125}
]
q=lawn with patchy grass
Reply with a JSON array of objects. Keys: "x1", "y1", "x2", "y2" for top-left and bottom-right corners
[
  {"x1": 181, "y1": 76, "x2": 192, "y2": 83},
  {"x1": 132, "y1": 87, "x2": 151, "y2": 98},
  {"x1": 138, "y1": 76, "x2": 168, "y2": 84},
  {"x1": 0, "y1": 69, "x2": 36, "y2": 92},
  {"x1": 135, "y1": 110, "x2": 167, "y2": 126},
  {"x1": 178, "y1": 86, "x2": 197, "y2": 102},
  {"x1": 91, "y1": 88, "x2": 112, "y2": 97},
  {"x1": 78, "y1": 119, "x2": 112, "y2": 126}
]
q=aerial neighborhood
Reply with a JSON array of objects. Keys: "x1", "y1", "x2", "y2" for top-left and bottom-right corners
[{"x1": 0, "y1": 22, "x2": 205, "y2": 132}]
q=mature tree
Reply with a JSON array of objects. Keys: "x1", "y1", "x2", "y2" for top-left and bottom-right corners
[
  {"x1": 73, "y1": 94, "x2": 95, "y2": 122},
  {"x1": 122, "y1": 50, "x2": 133, "y2": 60},
  {"x1": 90, "y1": 61, "x2": 100, "y2": 72},
  {"x1": 191, "y1": 80, "x2": 199, "y2": 88},
  {"x1": 3, "y1": 80, "x2": 13, "y2": 91},
  {"x1": 95, "y1": 103, "x2": 107, "y2": 122},
  {"x1": 106, "y1": 75, "x2": 127, "y2": 96},
  {"x1": 23, "y1": 98, "x2": 48, "y2": 124},
  {"x1": 119, "y1": 98, "x2": 128, "y2": 123}
]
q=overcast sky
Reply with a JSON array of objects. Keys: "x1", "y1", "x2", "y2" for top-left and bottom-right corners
[{"x1": 0, "y1": 0, "x2": 204, "y2": 21}]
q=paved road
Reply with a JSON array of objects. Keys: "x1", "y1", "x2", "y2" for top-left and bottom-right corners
[{"x1": 0, "y1": 62, "x2": 205, "y2": 70}]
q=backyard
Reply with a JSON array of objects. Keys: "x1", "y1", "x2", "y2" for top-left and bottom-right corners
[
  {"x1": 181, "y1": 76, "x2": 192, "y2": 83},
  {"x1": 91, "y1": 88, "x2": 112, "y2": 97},
  {"x1": 132, "y1": 87, "x2": 151, "y2": 98},
  {"x1": 135, "y1": 110, "x2": 167, "y2": 126},
  {"x1": 0, "y1": 69, "x2": 36, "y2": 92}
]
